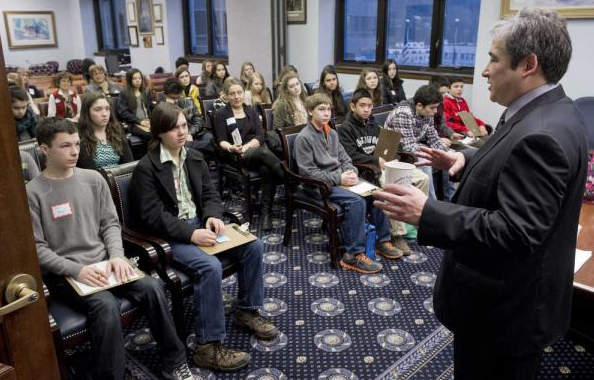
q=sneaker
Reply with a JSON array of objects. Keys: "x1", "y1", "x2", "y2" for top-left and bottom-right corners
[
  {"x1": 234, "y1": 309, "x2": 279, "y2": 340},
  {"x1": 392, "y1": 235, "x2": 412, "y2": 256},
  {"x1": 163, "y1": 363, "x2": 196, "y2": 380},
  {"x1": 340, "y1": 253, "x2": 383, "y2": 273},
  {"x1": 376, "y1": 240, "x2": 403, "y2": 260},
  {"x1": 193, "y1": 342, "x2": 251, "y2": 372}
]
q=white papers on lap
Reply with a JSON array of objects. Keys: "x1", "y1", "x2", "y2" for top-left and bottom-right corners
[
  {"x1": 459, "y1": 137, "x2": 476, "y2": 145},
  {"x1": 69, "y1": 260, "x2": 141, "y2": 296},
  {"x1": 231, "y1": 128, "x2": 242, "y2": 146},
  {"x1": 575, "y1": 249, "x2": 592, "y2": 274},
  {"x1": 343, "y1": 180, "x2": 380, "y2": 197}
]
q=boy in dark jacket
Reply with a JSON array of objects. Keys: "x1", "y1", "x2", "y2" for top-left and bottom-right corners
[{"x1": 11, "y1": 86, "x2": 38, "y2": 141}]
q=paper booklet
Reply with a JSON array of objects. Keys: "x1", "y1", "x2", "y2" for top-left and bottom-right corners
[
  {"x1": 231, "y1": 128, "x2": 243, "y2": 146},
  {"x1": 341, "y1": 180, "x2": 380, "y2": 197},
  {"x1": 66, "y1": 259, "x2": 144, "y2": 296}
]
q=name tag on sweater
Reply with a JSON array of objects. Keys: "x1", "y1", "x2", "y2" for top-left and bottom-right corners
[{"x1": 51, "y1": 202, "x2": 73, "y2": 219}]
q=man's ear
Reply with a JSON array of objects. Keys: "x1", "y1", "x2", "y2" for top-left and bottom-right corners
[{"x1": 522, "y1": 53, "x2": 539, "y2": 78}]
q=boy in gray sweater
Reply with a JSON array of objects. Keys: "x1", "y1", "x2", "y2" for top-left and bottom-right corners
[
  {"x1": 26, "y1": 118, "x2": 195, "y2": 380},
  {"x1": 294, "y1": 94, "x2": 400, "y2": 274}
]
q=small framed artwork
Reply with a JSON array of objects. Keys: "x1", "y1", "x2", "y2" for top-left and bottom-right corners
[
  {"x1": 155, "y1": 26, "x2": 164, "y2": 45},
  {"x1": 153, "y1": 4, "x2": 163, "y2": 23},
  {"x1": 137, "y1": 0, "x2": 155, "y2": 34},
  {"x1": 128, "y1": 26, "x2": 139, "y2": 47},
  {"x1": 501, "y1": 0, "x2": 594, "y2": 18},
  {"x1": 127, "y1": 2, "x2": 136, "y2": 23},
  {"x1": 287, "y1": 0, "x2": 306, "y2": 24},
  {"x1": 3, "y1": 11, "x2": 58, "y2": 49},
  {"x1": 143, "y1": 35, "x2": 152, "y2": 48}
]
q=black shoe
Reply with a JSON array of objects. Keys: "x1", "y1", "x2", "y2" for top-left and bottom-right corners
[{"x1": 261, "y1": 212, "x2": 273, "y2": 231}]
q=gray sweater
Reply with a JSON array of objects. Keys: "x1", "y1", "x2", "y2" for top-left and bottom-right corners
[
  {"x1": 26, "y1": 169, "x2": 124, "y2": 278},
  {"x1": 294, "y1": 123, "x2": 357, "y2": 186}
]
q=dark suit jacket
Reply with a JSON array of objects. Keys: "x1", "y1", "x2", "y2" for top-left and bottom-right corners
[
  {"x1": 418, "y1": 85, "x2": 588, "y2": 356},
  {"x1": 131, "y1": 146, "x2": 223, "y2": 243}
]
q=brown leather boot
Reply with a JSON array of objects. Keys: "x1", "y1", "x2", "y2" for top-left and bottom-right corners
[
  {"x1": 234, "y1": 309, "x2": 279, "y2": 340},
  {"x1": 192, "y1": 341, "x2": 251, "y2": 372}
]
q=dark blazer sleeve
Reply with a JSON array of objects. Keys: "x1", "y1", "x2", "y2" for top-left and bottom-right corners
[
  {"x1": 76, "y1": 149, "x2": 98, "y2": 170},
  {"x1": 116, "y1": 91, "x2": 141, "y2": 125},
  {"x1": 131, "y1": 159, "x2": 196, "y2": 243},
  {"x1": 213, "y1": 108, "x2": 230, "y2": 144},
  {"x1": 418, "y1": 133, "x2": 570, "y2": 254},
  {"x1": 190, "y1": 156, "x2": 224, "y2": 223},
  {"x1": 247, "y1": 107, "x2": 265, "y2": 145},
  {"x1": 119, "y1": 140, "x2": 134, "y2": 164}
]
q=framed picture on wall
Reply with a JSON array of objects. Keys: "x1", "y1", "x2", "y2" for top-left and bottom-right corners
[
  {"x1": 501, "y1": 0, "x2": 594, "y2": 18},
  {"x1": 153, "y1": 4, "x2": 163, "y2": 23},
  {"x1": 287, "y1": 0, "x2": 306, "y2": 24},
  {"x1": 143, "y1": 35, "x2": 152, "y2": 48},
  {"x1": 128, "y1": 26, "x2": 139, "y2": 47},
  {"x1": 155, "y1": 26, "x2": 164, "y2": 45},
  {"x1": 3, "y1": 11, "x2": 58, "y2": 49},
  {"x1": 136, "y1": 0, "x2": 155, "y2": 34},
  {"x1": 127, "y1": 2, "x2": 136, "y2": 23}
]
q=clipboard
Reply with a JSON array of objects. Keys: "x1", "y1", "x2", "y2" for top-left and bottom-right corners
[
  {"x1": 66, "y1": 260, "x2": 145, "y2": 296},
  {"x1": 340, "y1": 180, "x2": 380, "y2": 197},
  {"x1": 200, "y1": 223, "x2": 257, "y2": 255},
  {"x1": 373, "y1": 129, "x2": 402, "y2": 162},
  {"x1": 458, "y1": 111, "x2": 485, "y2": 137}
]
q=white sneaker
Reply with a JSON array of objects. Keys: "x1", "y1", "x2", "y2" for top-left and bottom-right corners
[{"x1": 162, "y1": 363, "x2": 196, "y2": 380}]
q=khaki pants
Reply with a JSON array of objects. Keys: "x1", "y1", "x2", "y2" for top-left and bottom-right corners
[{"x1": 379, "y1": 168, "x2": 429, "y2": 236}]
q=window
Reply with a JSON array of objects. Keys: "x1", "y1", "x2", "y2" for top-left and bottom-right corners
[
  {"x1": 185, "y1": 0, "x2": 228, "y2": 58},
  {"x1": 94, "y1": 0, "x2": 129, "y2": 52},
  {"x1": 336, "y1": 0, "x2": 481, "y2": 74}
]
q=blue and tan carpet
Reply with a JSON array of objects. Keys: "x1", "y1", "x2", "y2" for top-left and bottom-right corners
[{"x1": 68, "y1": 192, "x2": 594, "y2": 379}]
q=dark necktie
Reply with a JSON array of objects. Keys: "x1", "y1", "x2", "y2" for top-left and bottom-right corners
[{"x1": 493, "y1": 110, "x2": 507, "y2": 134}]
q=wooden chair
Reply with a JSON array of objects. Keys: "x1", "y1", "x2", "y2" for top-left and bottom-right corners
[
  {"x1": 18, "y1": 138, "x2": 45, "y2": 171},
  {"x1": 277, "y1": 125, "x2": 345, "y2": 268}
]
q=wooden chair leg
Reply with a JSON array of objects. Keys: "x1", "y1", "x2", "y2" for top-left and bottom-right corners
[
  {"x1": 50, "y1": 320, "x2": 70, "y2": 380},
  {"x1": 283, "y1": 203, "x2": 294, "y2": 246},
  {"x1": 328, "y1": 216, "x2": 340, "y2": 269}
]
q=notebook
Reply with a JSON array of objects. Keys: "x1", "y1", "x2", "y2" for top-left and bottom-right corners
[
  {"x1": 66, "y1": 259, "x2": 144, "y2": 296},
  {"x1": 373, "y1": 129, "x2": 402, "y2": 162}
]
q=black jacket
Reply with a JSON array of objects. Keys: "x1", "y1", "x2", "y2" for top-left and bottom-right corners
[
  {"x1": 131, "y1": 146, "x2": 223, "y2": 243},
  {"x1": 419, "y1": 85, "x2": 588, "y2": 355},
  {"x1": 381, "y1": 76, "x2": 406, "y2": 105},
  {"x1": 115, "y1": 89, "x2": 154, "y2": 125},
  {"x1": 77, "y1": 140, "x2": 133, "y2": 170},
  {"x1": 213, "y1": 104, "x2": 265, "y2": 145},
  {"x1": 337, "y1": 111, "x2": 381, "y2": 166}
]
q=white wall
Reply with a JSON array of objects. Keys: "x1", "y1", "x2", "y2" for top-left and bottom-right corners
[{"x1": 0, "y1": 0, "x2": 87, "y2": 69}]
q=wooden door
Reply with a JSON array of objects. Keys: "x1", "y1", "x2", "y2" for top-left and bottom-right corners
[{"x1": 0, "y1": 38, "x2": 61, "y2": 379}]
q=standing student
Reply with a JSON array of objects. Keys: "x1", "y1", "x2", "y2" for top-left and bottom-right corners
[
  {"x1": 48, "y1": 71, "x2": 82, "y2": 122},
  {"x1": 77, "y1": 93, "x2": 133, "y2": 170},
  {"x1": 116, "y1": 68, "x2": 153, "y2": 141},
  {"x1": 294, "y1": 93, "x2": 401, "y2": 273},
  {"x1": 204, "y1": 62, "x2": 230, "y2": 96},
  {"x1": 132, "y1": 103, "x2": 279, "y2": 371},
  {"x1": 356, "y1": 68, "x2": 383, "y2": 107},
  {"x1": 10, "y1": 86, "x2": 39, "y2": 141},
  {"x1": 214, "y1": 78, "x2": 284, "y2": 230},
  {"x1": 272, "y1": 72, "x2": 308, "y2": 128},
  {"x1": 27, "y1": 117, "x2": 195, "y2": 380},
  {"x1": 244, "y1": 72, "x2": 272, "y2": 106},
  {"x1": 315, "y1": 65, "x2": 347, "y2": 119},
  {"x1": 239, "y1": 62, "x2": 255, "y2": 88},
  {"x1": 374, "y1": 8, "x2": 586, "y2": 379},
  {"x1": 381, "y1": 59, "x2": 406, "y2": 105}
]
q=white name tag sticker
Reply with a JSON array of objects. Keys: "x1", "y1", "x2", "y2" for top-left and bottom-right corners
[
  {"x1": 226, "y1": 117, "x2": 236, "y2": 126},
  {"x1": 391, "y1": 90, "x2": 396, "y2": 95},
  {"x1": 55, "y1": 99, "x2": 61, "y2": 103},
  {"x1": 51, "y1": 202, "x2": 73, "y2": 219}
]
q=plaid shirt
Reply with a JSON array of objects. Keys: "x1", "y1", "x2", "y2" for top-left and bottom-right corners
[{"x1": 384, "y1": 99, "x2": 449, "y2": 153}]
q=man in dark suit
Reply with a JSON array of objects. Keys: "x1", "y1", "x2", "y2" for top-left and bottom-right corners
[{"x1": 373, "y1": 8, "x2": 587, "y2": 379}]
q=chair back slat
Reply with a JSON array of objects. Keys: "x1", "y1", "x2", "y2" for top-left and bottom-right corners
[
  {"x1": 99, "y1": 161, "x2": 139, "y2": 228},
  {"x1": 278, "y1": 124, "x2": 307, "y2": 175}
]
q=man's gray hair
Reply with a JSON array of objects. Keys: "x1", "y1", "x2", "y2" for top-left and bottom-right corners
[{"x1": 491, "y1": 7, "x2": 571, "y2": 83}]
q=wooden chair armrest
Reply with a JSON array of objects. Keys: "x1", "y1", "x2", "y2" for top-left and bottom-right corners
[
  {"x1": 223, "y1": 211, "x2": 246, "y2": 225},
  {"x1": 282, "y1": 163, "x2": 333, "y2": 198}
]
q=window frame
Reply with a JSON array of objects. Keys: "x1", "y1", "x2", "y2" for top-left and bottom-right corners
[
  {"x1": 93, "y1": 0, "x2": 129, "y2": 55},
  {"x1": 334, "y1": 0, "x2": 475, "y2": 81},
  {"x1": 182, "y1": 0, "x2": 229, "y2": 63}
]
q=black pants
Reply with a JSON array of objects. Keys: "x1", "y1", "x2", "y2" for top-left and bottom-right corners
[
  {"x1": 243, "y1": 145, "x2": 283, "y2": 180},
  {"x1": 46, "y1": 275, "x2": 186, "y2": 380},
  {"x1": 454, "y1": 333, "x2": 541, "y2": 380}
]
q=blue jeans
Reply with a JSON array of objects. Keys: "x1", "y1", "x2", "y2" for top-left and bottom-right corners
[
  {"x1": 168, "y1": 218, "x2": 264, "y2": 343},
  {"x1": 329, "y1": 186, "x2": 391, "y2": 255}
]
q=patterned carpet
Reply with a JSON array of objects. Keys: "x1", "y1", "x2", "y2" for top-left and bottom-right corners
[{"x1": 66, "y1": 191, "x2": 594, "y2": 379}]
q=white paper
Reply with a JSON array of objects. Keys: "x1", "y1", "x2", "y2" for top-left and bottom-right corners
[
  {"x1": 459, "y1": 137, "x2": 477, "y2": 145},
  {"x1": 231, "y1": 128, "x2": 242, "y2": 146},
  {"x1": 575, "y1": 248, "x2": 592, "y2": 274},
  {"x1": 347, "y1": 180, "x2": 379, "y2": 195},
  {"x1": 71, "y1": 261, "x2": 140, "y2": 295},
  {"x1": 216, "y1": 234, "x2": 231, "y2": 243}
]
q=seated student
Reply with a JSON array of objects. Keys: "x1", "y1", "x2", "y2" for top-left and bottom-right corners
[
  {"x1": 17, "y1": 67, "x2": 43, "y2": 99},
  {"x1": 239, "y1": 61, "x2": 255, "y2": 88},
  {"x1": 356, "y1": 68, "x2": 383, "y2": 107},
  {"x1": 162, "y1": 78, "x2": 212, "y2": 156},
  {"x1": 8, "y1": 72, "x2": 40, "y2": 115},
  {"x1": 27, "y1": 117, "x2": 194, "y2": 380},
  {"x1": 20, "y1": 150, "x2": 40, "y2": 183},
  {"x1": 272, "y1": 64, "x2": 299, "y2": 99},
  {"x1": 272, "y1": 72, "x2": 308, "y2": 129},
  {"x1": 175, "y1": 56, "x2": 189, "y2": 71},
  {"x1": 315, "y1": 65, "x2": 347, "y2": 119},
  {"x1": 214, "y1": 78, "x2": 284, "y2": 230},
  {"x1": 131, "y1": 102, "x2": 278, "y2": 371},
  {"x1": 428, "y1": 75, "x2": 466, "y2": 149},
  {"x1": 294, "y1": 93, "x2": 401, "y2": 273},
  {"x1": 381, "y1": 59, "x2": 407, "y2": 105},
  {"x1": 11, "y1": 86, "x2": 39, "y2": 141},
  {"x1": 244, "y1": 72, "x2": 272, "y2": 106},
  {"x1": 116, "y1": 68, "x2": 154, "y2": 142},
  {"x1": 338, "y1": 89, "x2": 429, "y2": 255},
  {"x1": 77, "y1": 93, "x2": 133, "y2": 170},
  {"x1": 197, "y1": 59, "x2": 213, "y2": 86},
  {"x1": 204, "y1": 62, "x2": 230, "y2": 96},
  {"x1": 443, "y1": 76, "x2": 488, "y2": 137},
  {"x1": 48, "y1": 71, "x2": 82, "y2": 122},
  {"x1": 384, "y1": 85, "x2": 450, "y2": 200},
  {"x1": 175, "y1": 65, "x2": 204, "y2": 115},
  {"x1": 84, "y1": 64, "x2": 123, "y2": 95}
]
